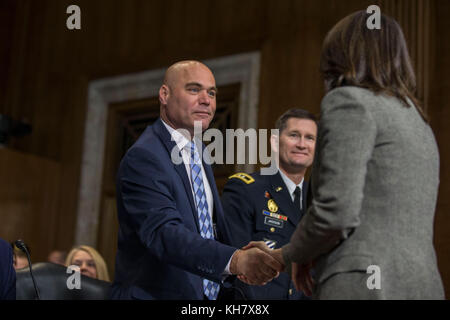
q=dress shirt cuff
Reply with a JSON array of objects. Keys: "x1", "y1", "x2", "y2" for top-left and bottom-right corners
[
  {"x1": 221, "y1": 249, "x2": 238, "y2": 283},
  {"x1": 223, "y1": 249, "x2": 238, "y2": 275}
]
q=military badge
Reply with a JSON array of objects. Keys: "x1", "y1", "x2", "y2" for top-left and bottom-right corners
[{"x1": 267, "y1": 199, "x2": 278, "y2": 213}]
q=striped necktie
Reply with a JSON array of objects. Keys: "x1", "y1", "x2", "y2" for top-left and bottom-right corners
[{"x1": 189, "y1": 141, "x2": 220, "y2": 300}]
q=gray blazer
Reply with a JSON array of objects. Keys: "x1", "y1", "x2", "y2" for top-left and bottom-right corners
[{"x1": 283, "y1": 86, "x2": 444, "y2": 299}]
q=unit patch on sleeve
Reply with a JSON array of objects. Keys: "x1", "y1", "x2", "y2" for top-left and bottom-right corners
[{"x1": 263, "y1": 238, "x2": 277, "y2": 249}]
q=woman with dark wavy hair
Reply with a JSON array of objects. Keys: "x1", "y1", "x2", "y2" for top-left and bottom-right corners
[{"x1": 248, "y1": 10, "x2": 444, "y2": 299}]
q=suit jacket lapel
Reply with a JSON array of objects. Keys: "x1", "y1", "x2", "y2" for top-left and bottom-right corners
[
  {"x1": 152, "y1": 118, "x2": 199, "y2": 230},
  {"x1": 268, "y1": 172, "x2": 301, "y2": 227}
]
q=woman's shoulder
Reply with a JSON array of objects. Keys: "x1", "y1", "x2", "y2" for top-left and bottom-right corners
[
  {"x1": 320, "y1": 86, "x2": 380, "y2": 115},
  {"x1": 321, "y1": 86, "x2": 406, "y2": 118},
  {"x1": 322, "y1": 86, "x2": 377, "y2": 104}
]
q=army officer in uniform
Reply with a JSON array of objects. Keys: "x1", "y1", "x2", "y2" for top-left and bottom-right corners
[{"x1": 222, "y1": 108, "x2": 317, "y2": 299}]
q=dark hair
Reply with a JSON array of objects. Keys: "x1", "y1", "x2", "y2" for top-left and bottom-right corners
[
  {"x1": 275, "y1": 108, "x2": 318, "y2": 134},
  {"x1": 320, "y1": 10, "x2": 427, "y2": 122}
]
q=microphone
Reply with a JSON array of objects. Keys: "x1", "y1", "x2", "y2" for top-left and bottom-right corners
[{"x1": 15, "y1": 239, "x2": 41, "y2": 300}]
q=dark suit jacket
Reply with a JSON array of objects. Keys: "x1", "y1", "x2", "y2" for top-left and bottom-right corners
[
  {"x1": 222, "y1": 171, "x2": 309, "y2": 300},
  {"x1": 0, "y1": 238, "x2": 15, "y2": 300},
  {"x1": 111, "y1": 118, "x2": 236, "y2": 300}
]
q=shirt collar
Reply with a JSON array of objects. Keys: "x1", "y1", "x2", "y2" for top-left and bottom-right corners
[
  {"x1": 278, "y1": 168, "x2": 304, "y2": 197},
  {"x1": 161, "y1": 118, "x2": 193, "y2": 151}
]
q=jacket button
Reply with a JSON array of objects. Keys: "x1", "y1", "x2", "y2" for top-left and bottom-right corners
[{"x1": 270, "y1": 227, "x2": 275, "y2": 232}]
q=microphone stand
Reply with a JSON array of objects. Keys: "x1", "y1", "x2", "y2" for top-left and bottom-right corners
[{"x1": 15, "y1": 240, "x2": 41, "y2": 300}]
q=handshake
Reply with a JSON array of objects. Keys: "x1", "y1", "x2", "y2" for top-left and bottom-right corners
[
  {"x1": 229, "y1": 241, "x2": 285, "y2": 286},
  {"x1": 229, "y1": 241, "x2": 314, "y2": 296}
]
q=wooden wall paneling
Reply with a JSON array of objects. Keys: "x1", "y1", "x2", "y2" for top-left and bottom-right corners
[
  {"x1": 2, "y1": 0, "x2": 29, "y2": 119},
  {"x1": 0, "y1": 0, "x2": 17, "y2": 115},
  {"x1": 0, "y1": 148, "x2": 61, "y2": 262},
  {"x1": 14, "y1": 1, "x2": 46, "y2": 156},
  {"x1": 381, "y1": 0, "x2": 450, "y2": 298},
  {"x1": 260, "y1": 0, "x2": 375, "y2": 132},
  {"x1": 433, "y1": 0, "x2": 450, "y2": 299},
  {"x1": 49, "y1": 1, "x2": 90, "y2": 253},
  {"x1": 56, "y1": 74, "x2": 90, "y2": 252},
  {"x1": 378, "y1": 0, "x2": 433, "y2": 110}
]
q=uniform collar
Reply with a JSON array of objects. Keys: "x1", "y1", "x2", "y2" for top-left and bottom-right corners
[{"x1": 278, "y1": 168, "x2": 304, "y2": 198}]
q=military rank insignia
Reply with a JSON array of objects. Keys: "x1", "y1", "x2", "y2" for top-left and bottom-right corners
[{"x1": 228, "y1": 172, "x2": 255, "y2": 184}]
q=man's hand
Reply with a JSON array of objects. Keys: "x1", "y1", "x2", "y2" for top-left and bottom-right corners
[
  {"x1": 238, "y1": 241, "x2": 315, "y2": 296},
  {"x1": 230, "y1": 247, "x2": 283, "y2": 285},
  {"x1": 241, "y1": 241, "x2": 285, "y2": 269}
]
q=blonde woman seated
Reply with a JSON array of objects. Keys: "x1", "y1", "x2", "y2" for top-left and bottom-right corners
[{"x1": 65, "y1": 245, "x2": 110, "y2": 282}]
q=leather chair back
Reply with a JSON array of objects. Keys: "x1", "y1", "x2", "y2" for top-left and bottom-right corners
[{"x1": 16, "y1": 262, "x2": 111, "y2": 300}]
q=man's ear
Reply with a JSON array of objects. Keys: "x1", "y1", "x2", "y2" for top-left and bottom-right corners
[{"x1": 159, "y1": 85, "x2": 169, "y2": 105}]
